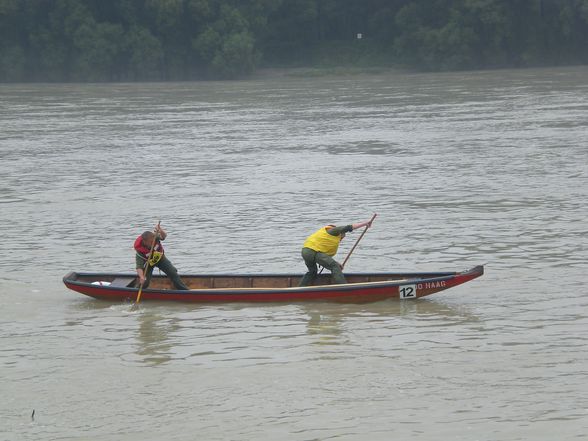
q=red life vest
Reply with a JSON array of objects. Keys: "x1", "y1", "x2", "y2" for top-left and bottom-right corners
[{"x1": 134, "y1": 235, "x2": 164, "y2": 260}]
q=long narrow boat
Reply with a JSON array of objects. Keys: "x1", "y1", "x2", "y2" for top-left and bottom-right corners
[{"x1": 63, "y1": 265, "x2": 483, "y2": 303}]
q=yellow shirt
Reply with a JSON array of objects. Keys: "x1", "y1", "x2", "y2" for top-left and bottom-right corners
[{"x1": 303, "y1": 227, "x2": 342, "y2": 256}]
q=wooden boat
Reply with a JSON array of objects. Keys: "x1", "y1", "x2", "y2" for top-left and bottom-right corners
[{"x1": 62, "y1": 265, "x2": 483, "y2": 303}]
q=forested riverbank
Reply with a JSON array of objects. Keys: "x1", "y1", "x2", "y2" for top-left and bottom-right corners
[{"x1": 1, "y1": 0, "x2": 588, "y2": 82}]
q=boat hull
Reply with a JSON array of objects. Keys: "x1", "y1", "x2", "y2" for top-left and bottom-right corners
[{"x1": 63, "y1": 266, "x2": 484, "y2": 303}]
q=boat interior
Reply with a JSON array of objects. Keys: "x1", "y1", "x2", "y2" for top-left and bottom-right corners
[{"x1": 70, "y1": 272, "x2": 448, "y2": 290}]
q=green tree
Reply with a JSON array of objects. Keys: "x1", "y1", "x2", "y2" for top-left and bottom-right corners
[
  {"x1": 0, "y1": 44, "x2": 26, "y2": 81},
  {"x1": 211, "y1": 31, "x2": 259, "y2": 78},
  {"x1": 0, "y1": 0, "x2": 23, "y2": 81},
  {"x1": 2, "y1": 0, "x2": 588, "y2": 81},
  {"x1": 72, "y1": 21, "x2": 125, "y2": 81},
  {"x1": 263, "y1": 0, "x2": 318, "y2": 64},
  {"x1": 192, "y1": 3, "x2": 260, "y2": 78},
  {"x1": 125, "y1": 25, "x2": 164, "y2": 80}
]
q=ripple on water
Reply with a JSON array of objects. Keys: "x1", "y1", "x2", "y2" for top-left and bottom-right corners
[{"x1": 1, "y1": 67, "x2": 587, "y2": 440}]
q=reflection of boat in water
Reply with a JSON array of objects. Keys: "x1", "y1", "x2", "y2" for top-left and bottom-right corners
[
  {"x1": 304, "y1": 297, "x2": 478, "y2": 320},
  {"x1": 64, "y1": 287, "x2": 481, "y2": 364},
  {"x1": 65, "y1": 302, "x2": 180, "y2": 365},
  {"x1": 62, "y1": 265, "x2": 484, "y2": 303},
  {"x1": 134, "y1": 313, "x2": 183, "y2": 365},
  {"x1": 303, "y1": 296, "x2": 480, "y2": 339}
]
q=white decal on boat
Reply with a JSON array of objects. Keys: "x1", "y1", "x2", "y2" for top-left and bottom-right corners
[
  {"x1": 416, "y1": 281, "x2": 446, "y2": 290},
  {"x1": 399, "y1": 284, "x2": 417, "y2": 299}
]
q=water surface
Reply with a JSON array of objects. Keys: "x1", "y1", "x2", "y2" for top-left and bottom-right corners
[{"x1": 1, "y1": 66, "x2": 587, "y2": 440}]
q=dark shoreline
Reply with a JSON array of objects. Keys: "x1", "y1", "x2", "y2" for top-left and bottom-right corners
[{"x1": 1, "y1": 64, "x2": 586, "y2": 84}]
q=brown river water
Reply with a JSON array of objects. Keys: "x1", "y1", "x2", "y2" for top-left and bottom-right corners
[{"x1": 1, "y1": 66, "x2": 587, "y2": 440}]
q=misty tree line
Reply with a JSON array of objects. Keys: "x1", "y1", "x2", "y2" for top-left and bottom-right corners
[{"x1": 1, "y1": 0, "x2": 588, "y2": 82}]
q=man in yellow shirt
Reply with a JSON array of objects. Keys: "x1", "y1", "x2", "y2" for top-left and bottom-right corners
[{"x1": 299, "y1": 219, "x2": 374, "y2": 286}]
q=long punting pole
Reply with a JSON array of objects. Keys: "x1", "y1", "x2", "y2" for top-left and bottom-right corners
[
  {"x1": 135, "y1": 220, "x2": 160, "y2": 305},
  {"x1": 341, "y1": 213, "x2": 377, "y2": 269}
]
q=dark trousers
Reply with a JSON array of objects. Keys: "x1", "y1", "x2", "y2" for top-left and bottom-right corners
[
  {"x1": 144, "y1": 255, "x2": 189, "y2": 290},
  {"x1": 299, "y1": 247, "x2": 346, "y2": 286}
]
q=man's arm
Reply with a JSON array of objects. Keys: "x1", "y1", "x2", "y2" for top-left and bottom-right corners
[
  {"x1": 155, "y1": 225, "x2": 167, "y2": 240},
  {"x1": 351, "y1": 219, "x2": 374, "y2": 230},
  {"x1": 136, "y1": 268, "x2": 145, "y2": 285},
  {"x1": 327, "y1": 225, "x2": 353, "y2": 236},
  {"x1": 327, "y1": 218, "x2": 374, "y2": 236},
  {"x1": 136, "y1": 254, "x2": 148, "y2": 284}
]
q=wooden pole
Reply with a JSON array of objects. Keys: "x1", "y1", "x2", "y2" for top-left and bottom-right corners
[
  {"x1": 135, "y1": 221, "x2": 160, "y2": 305},
  {"x1": 341, "y1": 213, "x2": 377, "y2": 269}
]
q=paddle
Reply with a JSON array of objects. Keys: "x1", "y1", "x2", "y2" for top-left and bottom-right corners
[
  {"x1": 341, "y1": 213, "x2": 377, "y2": 269},
  {"x1": 134, "y1": 221, "x2": 160, "y2": 306}
]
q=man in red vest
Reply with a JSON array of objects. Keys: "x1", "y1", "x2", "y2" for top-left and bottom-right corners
[
  {"x1": 134, "y1": 224, "x2": 189, "y2": 290},
  {"x1": 299, "y1": 219, "x2": 374, "y2": 286}
]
